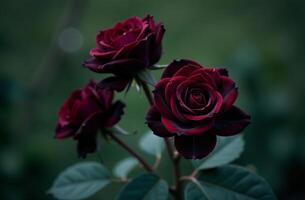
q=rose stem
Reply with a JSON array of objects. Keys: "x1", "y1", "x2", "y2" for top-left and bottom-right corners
[
  {"x1": 139, "y1": 78, "x2": 154, "y2": 105},
  {"x1": 164, "y1": 138, "x2": 183, "y2": 199},
  {"x1": 108, "y1": 131, "x2": 154, "y2": 172},
  {"x1": 139, "y1": 78, "x2": 182, "y2": 200}
]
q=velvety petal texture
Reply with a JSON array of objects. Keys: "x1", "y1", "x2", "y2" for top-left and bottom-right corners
[
  {"x1": 146, "y1": 59, "x2": 251, "y2": 159},
  {"x1": 83, "y1": 15, "x2": 165, "y2": 86},
  {"x1": 146, "y1": 106, "x2": 175, "y2": 137},
  {"x1": 174, "y1": 133, "x2": 216, "y2": 159},
  {"x1": 55, "y1": 80, "x2": 125, "y2": 158},
  {"x1": 98, "y1": 76, "x2": 130, "y2": 92}
]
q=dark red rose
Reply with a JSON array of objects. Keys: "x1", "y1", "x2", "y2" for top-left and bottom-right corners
[
  {"x1": 146, "y1": 59, "x2": 251, "y2": 159},
  {"x1": 55, "y1": 80, "x2": 125, "y2": 158},
  {"x1": 83, "y1": 15, "x2": 165, "y2": 79}
]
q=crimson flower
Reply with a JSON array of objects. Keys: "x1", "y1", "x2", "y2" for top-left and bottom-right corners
[
  {"x1": 83, "y1": 15, "x2": 165, "y2": 91},
  {"x1": 146, "y1": 59, "x2": 251, "y2": 159},
  {"x1": 55, "y1": 81, "x2": 125, "y2": 158}
]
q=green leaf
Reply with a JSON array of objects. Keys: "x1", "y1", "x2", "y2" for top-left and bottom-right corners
[
  {"x1": 116, "y1": 173, "x2": 168, "y2": 200},
  {"x1": 48, "y1": 162, "x2": 110, "y2": 200},
  {"x1": 184, "y1": 165, "x2": 277, "y2": 200},
  {"x1": 137, "y1": 69, "x2": 156, "y2": 86},
  {"x1": 192, "y1": 135, "x2": 244, "y2": 170},
  {"x1": 113, "y1": 157, "x2": 138, "y2": 179},
  {"x1": 139, "y1": 131, "x2": 165, "y2": 158}
]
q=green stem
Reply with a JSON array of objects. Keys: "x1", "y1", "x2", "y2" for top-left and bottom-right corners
[
  {"x1": 139, "y1": 78, "x2": 183, "y2": 200},
  {"x1": 138, "y1": 78, "x2": 154, "y2": 105},
  {"x1": 108, "y1": 131, "x2": 154, "y2": 172},
  {"x1": 165, "y1": 138, "x2": 183, "y2": 200}
]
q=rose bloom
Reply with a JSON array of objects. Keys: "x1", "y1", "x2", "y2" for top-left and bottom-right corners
[
  {"x1": 55, "y1": 81, "x2": 125, "y2": 158},
  {"x1": 83, "y1": 15, "x2": 165, "y2": 80},
  {"x1": 146, "y1": 60, "x2": 251, "y2": 159}
]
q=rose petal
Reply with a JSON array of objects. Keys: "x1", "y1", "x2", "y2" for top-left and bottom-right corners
[
  {"x1": 216, "y1": 68, "x2": 229, "y2": 76},
  {"x1": 220, "y1": 76, "x2": 238, "y2": 111},
  {"x1": 161, "y1": 59, "x2": 201, "y2": 79},
  {"x1": 73, "y1": 111, "x2": 103, "y2": 138},
  {"x1": 164, "y1": 76, "x2": 186, "y2": 121},
  {"x1": 143, "y1": 15, "x2": 165, "y2": 65},
  {"x1": 96, "y1": 29, "x2": 114, "y2": 50},
  {"x1": 161, "y1": 117, "x2": 213, "y2": 136},
  {"x1": 122, "y1": 16, "x2": 143, "y2": 29},
  {"x1": 222, "y1": 88, "x2": 238, "y2": 112},
  {"x1": 76, "y1": 132, "x2": 97, "y2": 158},
  {"x1": 170, "y1": 97, "x2": 188, "y2": 122},
  {"x1": 55, "y1": 123, "x2": 78, "y2": 139},
  {"x1": 212, "y1": 106, "x2": 251, "y2": 136},
  {"x1": 82, "y1": 57, "x2": 107, "y2": 73},
  {"x1": 174, "y1": 133, "x2": 216, "y2": 159},
  {"x1": 176, "y1": 80, "x2": 221, "y2": 118},
  {"x1": 149, "y1": 31, "x2": 163, "y2": 65},
  {"x1": 102, "y1": 59, "x2": 145, "y2": 76},
  {"x1": 112, "y1": 29, "x2": 141, "y2": 49},
  {"x1": 189, "y1": 69, "x2": 219, "y2": 89},
  {"x1": 155, "y1": 24, "x2": 165, "y2": 44},
  {"x1": 127, "y1": 34, "x2": 153, "y2": 67},
  {"x1": 57, "y1": 89, "x2": 82, "y2": 125},
  {"x1": 94, "y1": 85, "x2": 114, "y2": 109},
  {"x1": 153, "y1": 78, "x2": 174, "y2": 119},
  {"x1": 90, "y1": 48, "x2": 116, "y2": 58},
  {"x1": 165, "y1": 76, "x2": 184, "y2": 103},
  {"x1": 182, "y1": 92, "x2": 223, "y2": 121},
  {"x1": 173, "y1": 64, "x2": 201, "y2": 78},
  {"x1": 135, "y1": 23, "x2": 150, "y2": 41},
  {"x1": 205, "y1": 68, "x2": 229, "y2": 78},
  {"x1": 111, "y1": 19, "x2": 142, "y2": 42},
  {"x1": 176, "y1": 80, "x2": 212, "y2": 108},
  {"x1": 74, "y1": 92, "x2": 102, "y2": 121},
  {"x1": 104, "y1": 101, "x2": 125, "y2": 128},
  {"x1": 146, "y1": 106, "x2": 175, "y2": 137},
  {"x1": 143, "y1": 15, "x2": 156, "y2": 30},
  {"x1": 154, "y1": 77, "x2": 171, "y2": 91},
  {"x1": 188, "y1": 90, "x2": 206, "y2": 108},
  {"x1": 98, "y1": 76, "x2": 130, "y2": 92},
  {"x1": 112, "y1": 26, "x2": 150, "y2": 61}
]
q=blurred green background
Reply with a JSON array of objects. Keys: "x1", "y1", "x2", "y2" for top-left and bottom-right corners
[{"x1": 1, "y1": 0, "x2": 305, "y2": 199}]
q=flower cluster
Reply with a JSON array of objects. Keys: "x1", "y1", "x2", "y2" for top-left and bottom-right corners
[{"x1": 55, "y1": 15, "x2": 250, "y2": 159}]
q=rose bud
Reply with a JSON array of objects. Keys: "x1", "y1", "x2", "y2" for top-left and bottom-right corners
[
  {"x1": 146, "y1": 59, "x2": 251, "y2": 159},
  {"x1": 55, "y1": 80, "x2": 125, "y2": 158},
  {"x1": 83, "y1": 15, "x2": 165, "y2": 90}
]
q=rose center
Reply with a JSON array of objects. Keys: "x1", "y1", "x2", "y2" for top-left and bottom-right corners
[
  {"x1": 191, "y1": 91, "x2": 205, "y2": 103},
  {"x1": 185, "y1": 88, "x2": 208, "y2": 109}
]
